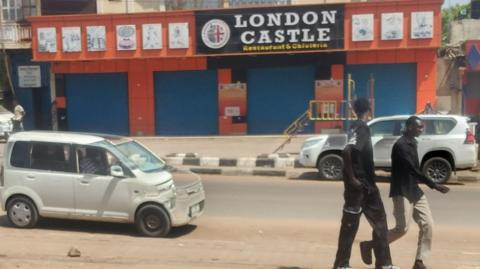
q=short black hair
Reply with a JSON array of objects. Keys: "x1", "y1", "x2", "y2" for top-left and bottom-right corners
[
  {"x1": 405, "y1": 115, "x2": 422, "y2": 128},
  {"x1": 353, "y1": 97, "x2": 370, "y2": 115}
]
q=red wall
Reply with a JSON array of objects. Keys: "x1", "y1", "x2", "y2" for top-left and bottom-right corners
[
  {"x1": 32, "y1": 0, "x2": 443, "y2": 135},
  {"x1": 344, "y1": 0, "x2": 441, "y2": 113}
]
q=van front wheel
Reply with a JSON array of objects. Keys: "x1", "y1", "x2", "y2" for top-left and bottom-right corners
[
  {"x1": 135, "y1": 205, "x2": 171, "y2": 237},
  {"x1": 7, "y1": 196, "x2": 39, "y2": 228}
]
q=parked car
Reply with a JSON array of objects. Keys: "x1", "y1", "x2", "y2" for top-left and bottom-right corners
[
  {"x1": 0, "y1": 131, "x2": 205, "y2": 237},
  {"x1": 0, "y1": 105, "x2": 14, "y2": 140},
  {"x1": 299, "y1": 115, "x2": 478, "y2": 184}
]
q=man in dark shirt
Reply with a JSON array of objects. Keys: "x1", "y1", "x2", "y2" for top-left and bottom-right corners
[
  {"x1": 333, "y1": 98, "x2": 398, "y2": 269},
  {"x1": 360, "y1": 116, "x2": 449, "y2": 269}
]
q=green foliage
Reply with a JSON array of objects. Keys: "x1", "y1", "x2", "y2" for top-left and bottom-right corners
[{"x1": 442, "y1": 3, "x2": 471, "y2": 45}]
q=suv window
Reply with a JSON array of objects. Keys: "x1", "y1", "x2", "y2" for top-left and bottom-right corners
[
  {"x1": 423, "y1": 119, "x2": 456, "y2": 135},
  {"x1": 10, "y1": 141, "x2": 31, "y2": 168},
  {"x1": 369, "y1": 120, "x2": 403, "y2": 136},
  {"x1": 30, "y1": 143, "x2": 74, "y2": 173}
]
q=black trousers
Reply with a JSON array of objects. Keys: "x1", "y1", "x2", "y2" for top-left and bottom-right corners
[{"x1": 333, "y1": 184, "x2": 392, "y2": 268}]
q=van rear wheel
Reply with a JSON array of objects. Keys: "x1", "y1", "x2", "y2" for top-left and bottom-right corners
[
  {"x1": 7, "y1": 196, "x2": 39, "y2": 228},
  {"x1": 135, "y1": 205, "x2": 171, "y2": 237}
]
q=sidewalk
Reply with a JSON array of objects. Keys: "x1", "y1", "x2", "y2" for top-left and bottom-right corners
[{"x1": 136, "y1": 135, "x2": 480, "y2": 183}]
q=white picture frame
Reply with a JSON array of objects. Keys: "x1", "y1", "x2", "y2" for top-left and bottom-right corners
[
  {"x1": 411, "y1": 11, "x2": 434, "y2": 39},
  {"x1": 169, "y1": 23, "x2": 189, "y2": 49},
  {"x1": 352, "y1": 14, "x2": 374, "y2": 42},
  {"x1": 381, "y1": 12, "x2": 403, "y2": 40},
  {"x1": 62, "y1": 27, "x2": 81, "y2": 52},
  {"x1": 87, "y1": 26, "x2": 106, "y2": 51},
  {"x1": 142, "y1": 23, "x2": 162, "y2": 50},
  {"x1": 38, "y1": 27, "x2": 57, "y2": 53},
  {"x1": 117, "y1": 25, "x2": 137, "y2": 51}
]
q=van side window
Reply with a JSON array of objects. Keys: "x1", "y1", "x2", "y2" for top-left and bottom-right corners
[
  {"x1": 76, "y1": 146, "x2": 109, "y2": 176},
  {"x1": 10, "y1": 141, "x2": 31, "y2": 168},
  {"x1": 31, "y1": 143, "x2": 74, "y2": 173}
]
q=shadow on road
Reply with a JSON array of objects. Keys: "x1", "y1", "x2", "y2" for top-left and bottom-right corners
[
  {"x1": 0, "y1": 215, "x2": 197, "y2": 238},
  {"x1": 278, "y1": 266, "x2": 308, "y2": 269},
  {"x1": 288, "y1": 172, "x2": 323, "y2": 181}
]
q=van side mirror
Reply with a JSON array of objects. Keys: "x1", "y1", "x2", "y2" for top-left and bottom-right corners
[{"x1": 110, "y1": 165, "x2": 125, "y2": 178}]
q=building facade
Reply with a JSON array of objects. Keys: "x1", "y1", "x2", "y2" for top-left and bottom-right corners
[{"x1": 27, "y1": 0, "x2": 442, "y2": 136}]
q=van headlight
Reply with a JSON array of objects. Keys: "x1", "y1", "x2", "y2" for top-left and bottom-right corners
[
  {"x1": 302, "y1": 138, "x2": 324, "y2": 149},
  {"x1": 163, "y1": 197, "x2": 176, "y2": 209}
]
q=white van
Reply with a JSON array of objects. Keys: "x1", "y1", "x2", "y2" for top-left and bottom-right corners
[{"x1": 0, "y1": 132, "x2": 205, "y2": 237}]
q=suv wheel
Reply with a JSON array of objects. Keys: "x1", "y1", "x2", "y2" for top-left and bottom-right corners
[
  {"x1": 135, "y1": 205, "x2": 171, "y2": 237},
  {"x1": 7, "y1": 196, "x2": 39, "y2": 228},
  {"x1": 317, "y1": 154, "x2": 343, "y2": 180},
  {"x1": 422, "y1": 157, "x2": 452, "y2": 184}
]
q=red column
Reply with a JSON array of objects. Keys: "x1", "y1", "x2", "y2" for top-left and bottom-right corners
[
  {"x1": 128, "y1": 60, "x2": 155, "y2": 136},
  {"x1": 415, "y1": 50, "x2": 437, "y2": 113}
]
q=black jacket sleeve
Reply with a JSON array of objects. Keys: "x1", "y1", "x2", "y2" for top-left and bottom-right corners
[{"x1": 395, "y1": 143, "x2": 437, "y2": 189}]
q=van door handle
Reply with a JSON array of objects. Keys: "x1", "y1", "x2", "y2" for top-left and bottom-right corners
[
  {"x1": 80, "y1": 180, "x2": 90, "y2": 184},
  {"x1": 26, "y1": 175, "x2": 35, "y2": 180}
]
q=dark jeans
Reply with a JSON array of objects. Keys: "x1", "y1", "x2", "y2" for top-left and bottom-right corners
[
  {"x1": 12, "y1": 120, "x2": 23, "y2": 132},
  {"x1": 333, "y1": 184, "x2": 392, "y2": 268}
]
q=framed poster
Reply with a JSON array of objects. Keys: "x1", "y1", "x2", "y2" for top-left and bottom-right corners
[
  {"x1": 38, "y1": 27, "x2": 57, "y2": 53},
  {"x1": 352, "y1": 14, "x2": 374, "y2": 42},
  {"x1": 87, "y1": 26, "x2": 106, "y2": 51},
  {"x1": 381, "y1": 12, "x2": 403, "y2": 40},
  {"x1": 117, "y1": 25, "x2": 137, "y2": 50},
  {"x1": 62, "y1": 27, "x2": 81, "y2": 52},
  {"x1": 411, "y1": 11, "x2": 434, "y2": 39},
  {"x1": 142, "y1": 24, "x2": 162, "y2": 50},
  {"x1": 169, "y1": 23, "x2": 189, "y2": 49}
]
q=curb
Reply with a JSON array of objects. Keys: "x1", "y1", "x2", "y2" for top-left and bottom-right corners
[
  {"x1": 164, "y1": 154, "x2": 304, "y2": 169},
  {"x1": 164, "y1": 155, "x2": 480, "y2": 182}
]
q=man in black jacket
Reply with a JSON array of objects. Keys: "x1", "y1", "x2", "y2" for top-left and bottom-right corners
[
  {"x1": 360, "y1": 116, "x2": 450, "y2": 269},
  {"x1": 333, "y1": 98, "x2": 398, "y2": 269}
]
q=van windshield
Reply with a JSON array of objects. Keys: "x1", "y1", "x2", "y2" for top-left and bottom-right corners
[{"x1": 112, "y1": 141, "x2": 166, "y2": 173}]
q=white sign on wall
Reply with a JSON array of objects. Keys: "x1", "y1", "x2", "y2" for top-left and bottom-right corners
[
  {"x1": 381, "y1": 12, "x2": 403, "y2": 40},
  {"x1": 411, "y1": 11, "x2": 434, "y2": 39},
  {"x1": 169, "y1": 23, "x2": 189, "y2": 49},
  {"x1": 352, "y1": 14, "x2": 374, "y2": 42},
  {"x1": 18, "y1": 66, "x2": 41, "y2": 88},
  {"x1": 143, "y1": 24, "x2": 162, "y2": 50},
  {"x1": 225, "y1": 106, "x2": 240, "y2": 117},
  {"x1": 87, "y1": 26, "x2": 106, "y2": 51},
  {"x1": 62, "y1": 27, "x2": 82, "y2": 52},
  {"x1": 117, "y1": 25, "x2": 137, "y2": 50},
  {"x1": 38, "y1": 27, "x2": 57, "y2": 53}
]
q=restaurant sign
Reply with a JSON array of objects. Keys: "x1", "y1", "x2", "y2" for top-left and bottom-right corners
[{"x1": 196, "y1": 4, "x2": 344, "y2": 54}]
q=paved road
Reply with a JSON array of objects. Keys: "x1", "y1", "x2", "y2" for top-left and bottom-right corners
[{"x1": 0, "y1": 175, "x2": 479, "y2": 269}]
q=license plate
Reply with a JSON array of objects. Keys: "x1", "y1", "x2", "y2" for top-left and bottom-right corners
[{"x1": 190, "y1": 204, "x2": 200, "y2": 216}]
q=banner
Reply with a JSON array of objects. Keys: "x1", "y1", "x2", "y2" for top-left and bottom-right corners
[{"x1": 196, "y1": 4, "x2": 344, "y2": 54}]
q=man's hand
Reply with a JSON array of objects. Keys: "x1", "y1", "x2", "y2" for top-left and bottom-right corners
[
  {"x1": 350, "y1": 177, "x2": 364, "y2": 190},
  {"x1": 434, "y1": 184, "x2": 450, "y2": 194}
]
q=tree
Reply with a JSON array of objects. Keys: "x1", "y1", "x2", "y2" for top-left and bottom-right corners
[{"x1": 442, "y1": 3, "x2": 471, "y2": 45}]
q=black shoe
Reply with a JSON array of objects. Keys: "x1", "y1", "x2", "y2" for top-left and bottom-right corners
[
  {"x1": 412, "y1": 260, "x2": 427, "y2": 269},
  {"x1": 359, "y1": 241, "x2": 372, "y2": 265}
]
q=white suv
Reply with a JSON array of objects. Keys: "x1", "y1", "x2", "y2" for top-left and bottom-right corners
[
  {"x1": 299, "y1": 115, "x2": 478, "y2": 183},
  {"x1": 0, "y1": 132, "x2": 205, "y2": 237}
]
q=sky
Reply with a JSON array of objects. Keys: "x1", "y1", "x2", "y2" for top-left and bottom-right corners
[{"x1": 442, "y1": 0, "x2": 471, "y2": 8}]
